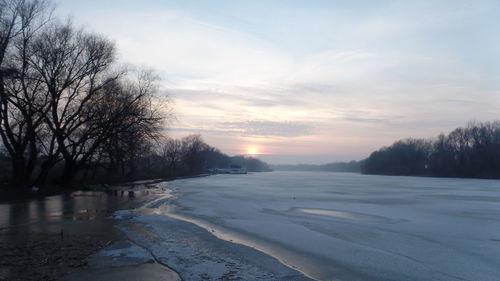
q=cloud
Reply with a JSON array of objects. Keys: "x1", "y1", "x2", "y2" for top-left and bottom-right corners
[
  {"x1": 60, "y1": 0, "x2": 500, "y2": 163},
  {"x1": 221, "y1": 120, "x2": 314, "y2": 137},
  {"x1": 172, "y1": 120, "x2": 315, "y2": 138}
]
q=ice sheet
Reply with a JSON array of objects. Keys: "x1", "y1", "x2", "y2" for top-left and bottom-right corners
[{"x1": 163, "y1": 171, "x2": 500, "y2": 281}]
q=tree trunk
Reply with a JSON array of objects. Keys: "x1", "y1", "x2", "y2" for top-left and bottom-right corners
[
  {"x1": 61, "y1": 161, "x2": 78, "y2": 187},
  {"x1": 34, "y1": 157, "x2": 58, "y2": 186},
  {"x1": 126, "y1": 157, "x2": 136, "y2": 181},
  {"x1": 11, "y1": 156, "x2": 30, "y2": 188}
]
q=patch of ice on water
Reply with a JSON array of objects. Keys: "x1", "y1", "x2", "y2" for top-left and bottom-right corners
[
  {"x1": 112, "y1": 209, "x2": 134, "y2": 219},
  {"x1": 98, "y1": 242, "x2": 151, "y2": 260}
]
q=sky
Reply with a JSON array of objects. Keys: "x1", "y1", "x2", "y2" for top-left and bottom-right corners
[{"x1": 57, "y1": 0, "x2": 500, "y2": 164}]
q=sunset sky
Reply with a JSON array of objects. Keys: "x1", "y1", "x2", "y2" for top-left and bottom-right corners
[{"x1": 58, "y1": 0, "x2": 500, "y2": 164}]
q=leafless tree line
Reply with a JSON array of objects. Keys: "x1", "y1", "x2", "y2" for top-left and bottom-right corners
[
  {"x1": 0, "y1": 0, "x2": 166, "y2": 188},
  {"x1": 159, "y1": 134, "x2": 270, "y2": 176},
  {"x1": 58, "y1": 132, "x2": 270, "y2": 184},
  {"x1": 363, "y1": 121, "x2": 500, "y2": 178}
]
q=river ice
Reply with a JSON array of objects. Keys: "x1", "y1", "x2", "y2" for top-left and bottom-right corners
[{"x1": 156, "y1": 171, "x2": 500, "y2": 281}]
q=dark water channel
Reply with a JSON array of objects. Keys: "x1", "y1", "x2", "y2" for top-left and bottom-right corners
[{"x1": 0, "y1": 188, "x2": 160, "y2": 240}]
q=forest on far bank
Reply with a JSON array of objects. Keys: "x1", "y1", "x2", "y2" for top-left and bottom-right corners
[
  {"x1": 274, "y1": 121, "x2": 500, "y2": 180},
  {"x1": 362, "y1": 121, "x2": 500, "y2": 179}
]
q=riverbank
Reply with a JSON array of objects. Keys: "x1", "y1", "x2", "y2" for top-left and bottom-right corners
[
  {"x1": 113, "y1": 192, "x2": 314, "y2": 281},
  {"x1": 0, "y1": 182, "x2": 180, "y2": 281},
  {"x1": 0, "y1": 174, "x2": 211, "y2": 203},
  {"x1": 1, "y1": 176, "x2": 310, "y2": 281},
  {"x1": 0, "y1": 221, "x2": 118, "y2": 280}
]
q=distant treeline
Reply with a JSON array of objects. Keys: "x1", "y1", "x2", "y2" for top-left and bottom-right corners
[
  {"x1": 362, "y1": 121, "x2": 500, "y2": 179},
  {"x1": 0, "y1": 132, "x2": 271, "y2": 188},
  {"x1": 272, "y1": 161, "x2": 362, "y2": 173},
  {"x1": 155, "y1": 134, "x2": 271, "y2": 178},
  {"x1": 274, "y1": 121, "x2": 500, "y2": 179}
]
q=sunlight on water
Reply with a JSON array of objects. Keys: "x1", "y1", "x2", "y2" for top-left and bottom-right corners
[{"x1": 296, "y1": 208, "x2": 384, "y2": 222}]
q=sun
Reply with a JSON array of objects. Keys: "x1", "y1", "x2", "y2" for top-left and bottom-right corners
[{"x1": 246, "y1": 145, "x2": 259, "y2": 156}]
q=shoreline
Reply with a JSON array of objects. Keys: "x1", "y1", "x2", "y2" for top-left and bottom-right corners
[
  {"x1": 110, "y1": 181, "x2": 315, "y2": 281},
  {"x1": 0, "y1": 182, "x2": 180, "y2": 281},
  {"x1": 0, "y1": 211, "x2": 125, "y2": 280},
  {"x1": 2, "y1": 178, "x2": 308, "y2": 281},
  {"x1": 156, "y1": 195, "x2": 319, "y2": 281},
  {"x1": 0, "y1": 174, "x2": 212, "y2": 204}
]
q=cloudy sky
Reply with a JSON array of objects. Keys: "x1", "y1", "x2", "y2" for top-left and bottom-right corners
[{"x1": 58, "y1": 0, "x2": 500, "y2": 164}]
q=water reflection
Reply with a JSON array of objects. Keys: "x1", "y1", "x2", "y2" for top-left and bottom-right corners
[
  {"x1": 296, "y1": 208, "x2": 393, "y2": 223},
  {"x1": 0, "y1": 188, "x2": 159, "y2": 232}
]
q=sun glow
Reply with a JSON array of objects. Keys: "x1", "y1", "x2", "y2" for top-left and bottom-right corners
[{"x1": 246, "y1": 145, "x2": 260, "y2": 155}]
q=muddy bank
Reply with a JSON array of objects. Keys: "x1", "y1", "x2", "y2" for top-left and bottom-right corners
[
  {"x1": 0, "y1": 231, "x2": 114, "y2": 281},
  {"x1": 64, "y1": 239, "x2": 180, "y2": 281},
  {"x1": 0, "y1": 183, "x2": 176, "y2": 281}
]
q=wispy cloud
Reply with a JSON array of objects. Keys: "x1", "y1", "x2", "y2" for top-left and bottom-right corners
[
  {"x1": 221, "y1": 121, "x2": 314, "y2": 137},
  {"x1": 59, "y1": 0, "x2": 500, "y2": 163},
  {"x1": 172, "y1": 120, "x2": 315, "y2": 138}
]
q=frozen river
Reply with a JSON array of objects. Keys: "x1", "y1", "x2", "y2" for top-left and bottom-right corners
[{"x1": 122, "y1": 171, "x2": 500, "y2": 281}]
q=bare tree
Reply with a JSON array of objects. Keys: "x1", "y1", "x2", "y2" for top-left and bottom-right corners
[
  {"x1": 181, "y1": 134, "x2": 209, "y2": 175},
  {"x1": 0, "y1": 0, "x2": 51, "y2": 64},
  {"x1": 0, "y1": 0, "x2": 51, "y2": 187},
  {"x1": 0, "y1": 1, "x2": 170, "y2": 188},
  {"x1": 27, "y1": 21, "x2": 119, "y2": 185},
  {"x1": 93, "y1": 70, "x2": 165, "y2": 181},
  {"x1": 161, "y1": 138, "x2": 182, "y2": 177}
]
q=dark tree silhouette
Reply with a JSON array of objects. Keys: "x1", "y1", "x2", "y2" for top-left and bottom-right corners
[
  {"x1": 362, "y1": 121, "x2": 500, "y2": 179},
  {"x1": 0, "y1": 0, "x2": 52, "y2": 187},
  {"x1": 0, "y1": 1, "x2": 170, "y2": 188}
]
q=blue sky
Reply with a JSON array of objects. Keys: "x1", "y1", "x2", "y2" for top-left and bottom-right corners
[{"x1": 57, "y1": 0, "x2": 500, "y2": 164}]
